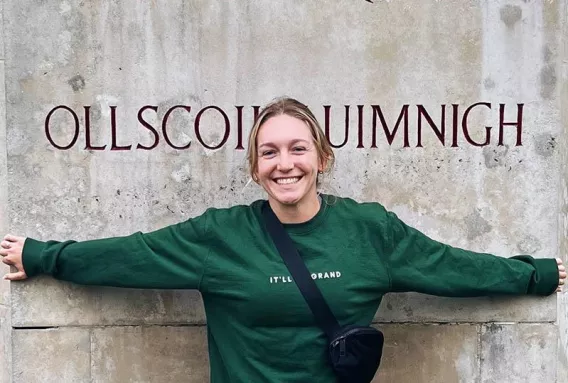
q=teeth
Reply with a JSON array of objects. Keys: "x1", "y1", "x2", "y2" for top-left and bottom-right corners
[{"x1": 276, "y1": 177, "x2": 300, "y2": 185}]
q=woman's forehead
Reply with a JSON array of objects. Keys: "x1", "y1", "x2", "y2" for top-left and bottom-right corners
[{"x1": 257, "y1": 115, "x2": 312, "y2": 145}]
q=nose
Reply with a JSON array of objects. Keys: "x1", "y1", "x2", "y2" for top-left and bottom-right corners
[{"x1": 277, "y1": 152, "x2": 294, "y2": 172}]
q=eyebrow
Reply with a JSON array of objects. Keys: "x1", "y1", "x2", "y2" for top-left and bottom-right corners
[{"x1": 258, "y1": 139, "x2": 310, "y2": 148}]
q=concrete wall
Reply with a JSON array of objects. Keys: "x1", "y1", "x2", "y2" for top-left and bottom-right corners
[
  {"x1": 1, "y1": 0, "x2": 11, "y2": 380},
  {"x1": 1, "y1": 0, "x2": 566, "y2": 381},
  {"x1": 557, "y1": 3, "x2": 568, "y2": 382}
]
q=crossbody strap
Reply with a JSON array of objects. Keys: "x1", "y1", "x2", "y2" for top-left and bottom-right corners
[{"x1": 262, "y1": 201, "x2": 340, "y2": 339}]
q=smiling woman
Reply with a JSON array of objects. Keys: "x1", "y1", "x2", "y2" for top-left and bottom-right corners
[
  {"x1": 257, "y1": 123, "x2": 325, "y2": 222},
  {"x1": 246, "y1": 98, "x2": 335, "y2": 223},
  {"x1": 1, "y1": 97, "x2": 565, "y2": 383}
]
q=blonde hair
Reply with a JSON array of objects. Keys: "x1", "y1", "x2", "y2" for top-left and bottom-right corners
[{"x1": 246, "y1": 97, "x2": 335, "y2": 182}]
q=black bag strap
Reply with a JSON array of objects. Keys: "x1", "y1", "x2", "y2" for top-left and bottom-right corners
[{"x1": 262, "y1": 201, "x2": 340, "y2": 339}]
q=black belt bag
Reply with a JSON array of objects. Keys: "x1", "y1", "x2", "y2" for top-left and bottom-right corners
[
  {"x1": 262, "y1": 203, "x2": 384, "y2": 383},
  {"x1": 328, "y1": 324, "x2": 384, "y2": 382}
]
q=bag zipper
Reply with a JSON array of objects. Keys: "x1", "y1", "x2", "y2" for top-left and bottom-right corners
[{"x1": 331, "y1": 327, "x2": 379, "y2": 348}]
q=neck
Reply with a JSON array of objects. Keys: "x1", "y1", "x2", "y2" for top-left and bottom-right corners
[{"x1": 269, "y1": 194, "x2": 321, "y2": 224}]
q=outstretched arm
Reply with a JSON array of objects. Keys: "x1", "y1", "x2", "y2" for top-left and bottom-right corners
[
  {"x1": 385, "y1": 211, "x2": 566, "y2": 296},
  {"x1": 1, "y1": 213, "x2": 213, "y2": 290}
]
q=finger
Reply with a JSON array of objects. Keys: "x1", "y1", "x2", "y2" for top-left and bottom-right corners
[
  {"x1": 0, "y1": 241, "x2": 11, "y2": 249},
  {"x1": 559, "y1": 265, "x2": 566, "y2": 272},
  {"x1": 559, "y1": 271, "x2": 567, "y2": 279},
  {"x1": 0, "y1": 248, "x2": 8, "y2": 256},
  {"x1": 3, "y1": 271, "x2": 27, "y2": 281},
  {"x1": 1, "y1": 257, "x2": 14, "y2": 266},
  {"x1": 4, "y1": 235, "x2": 24, "y2": 243},
  {"x1": 556, "y1": 258, "x2": 563, "y2": 265}
]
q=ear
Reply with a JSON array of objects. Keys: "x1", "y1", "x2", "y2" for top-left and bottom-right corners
[{"x1": 318, "y1": 156, "x2": 328, "y2": 173}]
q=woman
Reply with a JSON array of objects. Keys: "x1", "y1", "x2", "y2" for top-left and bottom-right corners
[{"x1": 1, "y1": 97, "x2": 566, "y2": 382}]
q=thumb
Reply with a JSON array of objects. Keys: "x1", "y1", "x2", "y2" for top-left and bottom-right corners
[{"x1": 3, "y1": 271, "x2": 27, "y2": 281}]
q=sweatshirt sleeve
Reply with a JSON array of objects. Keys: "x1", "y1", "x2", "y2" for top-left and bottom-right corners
[
  {"x1": 385, "y1": 211, "x2": 559, "y2": 297},
  {"x1": 21, "y1": 211, "x2": 213, "y2": 290}
]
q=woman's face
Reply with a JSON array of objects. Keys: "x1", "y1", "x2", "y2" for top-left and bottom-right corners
[{"x1": 255, "y1": 114, "x2": 322, "y2": 209}]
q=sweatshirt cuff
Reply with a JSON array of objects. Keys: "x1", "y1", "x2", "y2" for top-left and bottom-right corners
[
  {"x1": 513, "y1": 256, "x2": 559, "y2": 296},
  {"x1": 22, "y1": 238, "x2": 47, "y2": 278}
]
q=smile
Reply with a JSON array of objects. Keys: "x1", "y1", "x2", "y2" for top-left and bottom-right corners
[{"x1": 274, "y1": 176, "x2": 302, "y2": 185}]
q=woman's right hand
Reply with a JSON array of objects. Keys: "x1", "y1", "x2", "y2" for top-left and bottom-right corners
[{"x1": 1, "y1": 234, "x2": 28, "y2": 281}]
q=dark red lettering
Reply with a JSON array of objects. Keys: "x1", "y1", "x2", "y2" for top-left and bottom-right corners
[
  {"x1": 371, "y1": 105, "x2": 410, "y2": 147},
  {"x1": 41, "y1": 102, "x2": 525, "y2": 152},
  {"x1": 110, "y1": 106, "x2": 131, "y2": 151},
  {"x1": 235, "y1": 106, "x2": 245, "y2": 150},
  {"x1": 84, "y1": 106, "x2": 106, "y2": 150},
  {"x1": 45, "y1": 105, "x2": 79, "y2": 150},
  {"x1": 451, "y1": 104, "x2": 459, "y2": 147},
  {"x1": 324, "y1": 105, "x2": 350, "y2": 148},
  {"x1": 137, "y1": 105, "x2": 159, "y2": 150},
  {"x1": 252, "y1": 106, "x2": 261, "y2": 123},
  {"x1": 417, "y1": 105, "x2": 445, "y2": 147},
  {"x1": 462, "y1": 102, "x2": 491, "y2": 147},
  {"x1": 162, "y1": 105, "x2": 192, "y2": 150},
  {"x1": 357, "y1": 105, "x2": 364, "y2": 148},
  {"x1": 194, "y1": 106, "x2": 230, "y2": 150},
  {"x1": 498, "y1": 103, "x2": 523, "y2": 146}
]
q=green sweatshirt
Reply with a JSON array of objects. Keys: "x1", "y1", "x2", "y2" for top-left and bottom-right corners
[{"x1": 22, "y1": 196, "x2": 559, "y2": 382}]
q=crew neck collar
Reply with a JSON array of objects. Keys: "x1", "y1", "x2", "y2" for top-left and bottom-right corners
[{"x1": 276, "y1": 194, "x2": 329, "y2": 235}]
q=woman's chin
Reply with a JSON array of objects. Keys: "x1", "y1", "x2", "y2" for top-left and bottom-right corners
[
  {"x1": 270, "y1": 191, "x2": 303, "y2": 206},
  {"x1": 273, "y1": 196, "x2": 300, "y2": 206}
]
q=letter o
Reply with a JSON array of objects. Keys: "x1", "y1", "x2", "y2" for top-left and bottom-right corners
[
  {"x1": 45, "y1": 105, "x2": 80, "y2": 150},
  {"x1": 194, "y1": 106, "x2": 230, "y2": 150}
]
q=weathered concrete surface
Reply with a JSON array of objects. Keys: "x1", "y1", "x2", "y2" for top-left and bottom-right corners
[
  {"x1": 0, "y1": 59, "x2": 8, "y2": 312},
  {"x1": 0, "y1": 0, "x2": 4, "y2": 61},
  {"x1": 13, "y1": 284, "x2": 558, "y2": 328},
  {"x1": 559, "y1": 292, "x2": 568, "y2": 383},
  {"x1": 12, "y1": 277, "x2": 206, "y2": 327},
  {"x1": 480, "y1": 323, "x2": 558, "y2": 383},
  {"x1": 12, "y1": 328, "x2": 91, "y2": 383},
  {"x1": 376, "y1": 293, "x2": 556, "y2": 323},
  {"x1": 0, "y1": 18, "x2": 10, "y2": 381},
  {"x1": 0, "y1": 31, "x2": 7, "y2": 295},
  {"x1": 557, "y1": 0, "x2": 568, "y2": 380},
  {"x1": 91, "y1": 326, "x2": 209, "y2": 383},
  {"x1": 13, "y1": 324, "x2": 483, "y2": 383},
  {"x1": 374, "y1": 324, "x2": 479, "y2": 383},
  {"x1": 0, "y1": 307, "x2": 10, "y2": 383}
]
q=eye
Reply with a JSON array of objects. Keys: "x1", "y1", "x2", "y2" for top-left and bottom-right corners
[
  {"x1": 261, "y1": 149, "x2": 276, "y2": 157},
  {"x1": 292, "y1": 146, "x2": 307, "y2": 153}
]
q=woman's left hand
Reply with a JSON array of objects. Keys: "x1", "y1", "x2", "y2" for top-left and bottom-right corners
[{"x1": 557, "y1": 258, "x2": 566, "y2": 292}]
